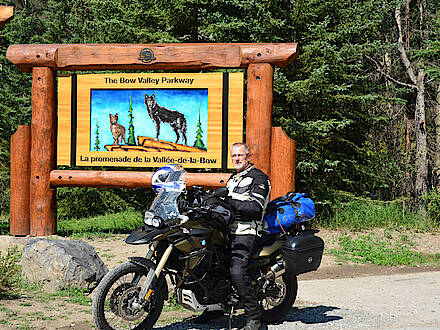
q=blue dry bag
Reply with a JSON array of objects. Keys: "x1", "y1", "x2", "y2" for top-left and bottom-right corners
[{"x1": 263, "y1": 192, "x2": 315, "y2": 234}]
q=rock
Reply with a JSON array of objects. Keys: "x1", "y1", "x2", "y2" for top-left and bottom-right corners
[{"x1": 22, "y1": 238, "x2": 108, "y2": 292}]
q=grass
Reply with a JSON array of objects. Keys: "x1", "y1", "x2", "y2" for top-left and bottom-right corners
[
  {"x1": 17, "y1": 280, "x2": 92, "y2": 307},
  {"x1": 51, "y1": 286, "x2": 92, "y2": 306},
  {"x1": 329, "y1": 233, "x2": 440, "y2": 266},
  {"x1": 163, "y1": 291, "x2": 186, "y2": 312},
  {"x1": 321, "y1": 197, "x2": 439, "y2": 232},
  {"x1": 58, "y1": 210, "x2": 143, "y2": 238}
]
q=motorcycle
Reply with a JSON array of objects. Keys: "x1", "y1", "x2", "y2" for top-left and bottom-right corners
[{"x1": 92, "y1": 166, "x2": 324, "y2": 329}]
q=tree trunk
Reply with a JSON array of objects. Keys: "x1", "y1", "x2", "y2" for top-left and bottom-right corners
[
  {"x1": 395, "y1": 5, "x2": 429, "y2": 204},
  {"x1": 414, "y1": 70, "x2": 427, "y2": 198}
]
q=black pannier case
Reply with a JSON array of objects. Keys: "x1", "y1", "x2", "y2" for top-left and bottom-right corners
[{"x1": 282, "y1": 234, "x2": 324, "y2": 275}]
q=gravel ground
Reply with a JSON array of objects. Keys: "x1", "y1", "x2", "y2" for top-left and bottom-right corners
[{"x1": 154, "y1": 271, "x2": 440, "y2": 329}]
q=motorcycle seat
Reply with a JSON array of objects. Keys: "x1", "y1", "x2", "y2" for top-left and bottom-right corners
[{"x1": 251, "y1": 233, "x2": 283, "y2": 258}]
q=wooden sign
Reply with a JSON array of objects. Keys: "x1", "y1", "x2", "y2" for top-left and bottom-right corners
[{"x1": 57, "y1": 72, "x2": 244, "y2": 169}]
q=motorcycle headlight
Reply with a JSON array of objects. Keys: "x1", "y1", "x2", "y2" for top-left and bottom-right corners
[
  {"x1": 152, "y1": 217, "x2": 161, "y2": 228},
  {"x1": 144, "y1": 211, "x2": 154, "y2": 226}
]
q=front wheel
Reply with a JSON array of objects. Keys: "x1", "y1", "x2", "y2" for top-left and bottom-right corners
[
  {"x1": 92, "y1": 261, "x2": 166, "y2": 330},
  {"x1": 260, "y1": 272, "x2": 298, "y2": 324}
]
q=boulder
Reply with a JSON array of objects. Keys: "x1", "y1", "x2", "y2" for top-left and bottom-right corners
[{"x1": 22, "y1": 238, "x2": 108, "y2": 292}]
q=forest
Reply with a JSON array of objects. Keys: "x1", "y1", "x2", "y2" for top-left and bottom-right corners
[{"x1": 0, "y1": 0, "x2": 439, "y2": 225}]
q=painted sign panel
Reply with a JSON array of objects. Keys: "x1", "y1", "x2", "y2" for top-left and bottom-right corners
[{"x1": 57, "y1": 72, "x2": 244, "y2": 169}]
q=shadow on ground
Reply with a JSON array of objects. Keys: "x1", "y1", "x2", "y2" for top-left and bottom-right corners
[
  {"x1": 154, "y1": 305, "x2": 342, "y2": 329},
  {"x1": 282, "y1": 305, "x2": 342, "y2": 324}
]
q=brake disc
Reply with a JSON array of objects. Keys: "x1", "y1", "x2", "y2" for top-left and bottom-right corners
[
  {"x1": 264, "y1": 279, "x2": 286, "y2": 307},
  {"x1": 110, "y1": 283, "x2": 133, "y2": 315},
  {"x1": 118, "y1": 286, "x2": 146, "y2": 321}
]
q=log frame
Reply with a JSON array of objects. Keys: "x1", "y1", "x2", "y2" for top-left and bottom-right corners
[
  {"x1": 10, "y1": 125, "x2": 31, "y2": 236},
  {"x1": 50, "y1": 170, "x2": 231, "y2": 190},
  {"x1": 246, "y1": 63, "x2": 274, "y2": 176},
  {"x1": 30, "y1": 67, "x2": 57, "y2": 236},
  {"x1": 270, "y1": 127, "x2": 296, "y2": 199},
  {"x1": 7, "y1": 43, "x2": 298, "y2": 72},
  {"x1": 8, "y1": 42, "x2": 299, "y2": 236},
  {"x1": 0, "y1": 6, "x2": 13, "y2": 29}
]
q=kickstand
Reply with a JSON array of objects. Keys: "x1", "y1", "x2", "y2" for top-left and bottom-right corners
[{"x1": 228, "y1": 306, "x2": 234, "y2": 330}]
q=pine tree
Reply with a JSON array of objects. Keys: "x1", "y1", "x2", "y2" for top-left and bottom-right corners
[
  {"x1": 94, "y1": 120, "x2": 100, "y2": 151},
  {"x1": 193, "y1": 103, "x2": 206, "y2": 151},
  {"x1": 127, "y1": 95, "x2": 136, "y2": 145}
]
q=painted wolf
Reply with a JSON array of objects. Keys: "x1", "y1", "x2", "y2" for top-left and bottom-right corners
[
  {"x1": 109, "y1": 113, "x2": 127, "y2": 146},
  {"x1": 144, "y1": 93, "x2": 188, "y2": 145}
]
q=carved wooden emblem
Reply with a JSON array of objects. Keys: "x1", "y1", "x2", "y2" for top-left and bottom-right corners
[{"x1": 138, "y1": 48, "x2": 156, "y2": 64}]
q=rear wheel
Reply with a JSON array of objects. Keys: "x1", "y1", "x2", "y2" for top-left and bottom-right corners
[
  {"x1": 92, "y1": 262, "x2": 166, "y2": 329},
  {"x1": 259, "y1": 272, "x2": 298, "y2": 323}
]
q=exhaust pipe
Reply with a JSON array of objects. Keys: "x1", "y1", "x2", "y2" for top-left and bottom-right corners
[
  {"x1": 264, "y1": 260, "x2": 286, "y2": 280},
  {"x1": 252, "y1": 260, "x2": 286, "y2": 286}
]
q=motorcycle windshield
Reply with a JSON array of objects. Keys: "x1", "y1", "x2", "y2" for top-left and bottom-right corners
[{"x1": 147, "y1": 169, "x2": 186, "y2": 222}]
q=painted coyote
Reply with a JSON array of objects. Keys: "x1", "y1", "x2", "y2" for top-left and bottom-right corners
[
  {"x1": 144, "y1": 93, "x2": 188, "y2": 145},
  {"x1": 109, "y1": 113, "x2": 127, "y2": 146}
]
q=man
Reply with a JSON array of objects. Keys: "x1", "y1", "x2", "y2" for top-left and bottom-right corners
[{"x1": 194, "y1": 142, "x2": 270, "y2": 330}]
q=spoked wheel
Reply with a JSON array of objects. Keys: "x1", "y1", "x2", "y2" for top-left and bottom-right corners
[
  {"x1": 259, "y1": 272, "x2": 298, "y2": 324},
  {"x1": 93, "y1": 262, "x2": 166, "y2": 330}
]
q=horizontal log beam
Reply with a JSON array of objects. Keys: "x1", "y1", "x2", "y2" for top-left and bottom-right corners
[
  {"x1": 0, "y1": 6, "x2": 13, "y2": 29},
  {"x1": 50, "y1": 170, "x2": 231, "y2": 189},
  {"x1": 7, "y1": 43, "x2": 298, "y2": 72}
]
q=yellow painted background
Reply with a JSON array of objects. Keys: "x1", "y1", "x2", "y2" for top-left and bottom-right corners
[{"x1": 57, "y1": 72, "x2": 243, "y2": 169}]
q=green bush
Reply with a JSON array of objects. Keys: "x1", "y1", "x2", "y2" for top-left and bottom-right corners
[
  {"x1": 0, "y1": 171, "x2": 9, "y2": 217},
  {"x1": 0, "y1": 246, "x2": 21, "y2": 296},
  {"x1": 0, "y1": 218, "x2": 9, "y2": 235},
  {"x1": 423, "y1": 188, "x2": 440, "y2": 224},
  {"x1": 57, "y1": 186, "x2": 155, "y2": 221},
  {"x1": 57, "y1": 187, "x2": 134, "y2": 221}
]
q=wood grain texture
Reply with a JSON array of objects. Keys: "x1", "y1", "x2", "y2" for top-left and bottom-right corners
[
  {"x1": 0, "y1": 6, "x2": 13, "y2": 29},
  {"x1": 30, "y1": 67, "x2": 57, "y2": 236},
  {"x1": 10, "y1": 125, "x2": 31, "y2": 236},
  {"x1": 227, "y1": 72, "x2": 244, "y2": 168},
  {"x1": 50, "y1": 170, "x2": 231, "y2": 189},
  {"x1": 56, "y1": 76, "x2": 71, "y2": 165},
  {"x1": 270, "y1": 127, "x2": 296, "y2": 200},
  {"x1": 7, "y1": 43, "x2": 298, "y2": 72},
  {"x1": 246, "y1": 63, "x2": 274, "y2": 177},
  {"x1": 57, "y1": 72, "x2": 243, "y2": 168}
]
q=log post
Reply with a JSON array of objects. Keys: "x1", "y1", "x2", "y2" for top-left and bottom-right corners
[
  {"x1": 30, "y1": 67, "x2": 57, "y2": 236},
  {"x1": 270, "y1": 127, "x2": 296, "y2": 200},
  {"x1": 246, "y1": 63, "x2": 274, "y2": 176},
  {"x1": 10, "y1": 125, "x2": 31, "y2": 236}
]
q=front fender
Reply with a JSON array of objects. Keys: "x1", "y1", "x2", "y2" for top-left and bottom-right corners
[
  {"x1": 128, "y1": 257, "x2": 168, "y2": 301},
  {"x1": 125, "y1": 225, "x2": 168, "y2": 245}
]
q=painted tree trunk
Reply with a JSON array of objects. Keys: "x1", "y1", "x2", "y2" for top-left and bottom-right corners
[
  {"x1": 395, "y1": 5, "x2": 428, "y2": 203},
  {"x1": 434, "y1": 85, "x2": 440, "y2": 189}
]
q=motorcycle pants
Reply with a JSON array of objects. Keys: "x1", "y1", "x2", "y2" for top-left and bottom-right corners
[{"x1": 230, "y1": 234, "x2": 261, "y2": 321}]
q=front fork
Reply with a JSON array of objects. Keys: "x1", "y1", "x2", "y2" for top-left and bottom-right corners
[{"x1": 134, "y1": 242, "x2": 173, "y2": 307}]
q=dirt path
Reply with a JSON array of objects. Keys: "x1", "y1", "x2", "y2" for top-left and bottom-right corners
[{"x1": 0, "y1": 229, "x2": 438, "y2": 329}]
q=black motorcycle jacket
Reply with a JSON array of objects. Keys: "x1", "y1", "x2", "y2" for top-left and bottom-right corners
[{"x1": 226, "y1": 164, "x2": 271, "y2": 235}]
